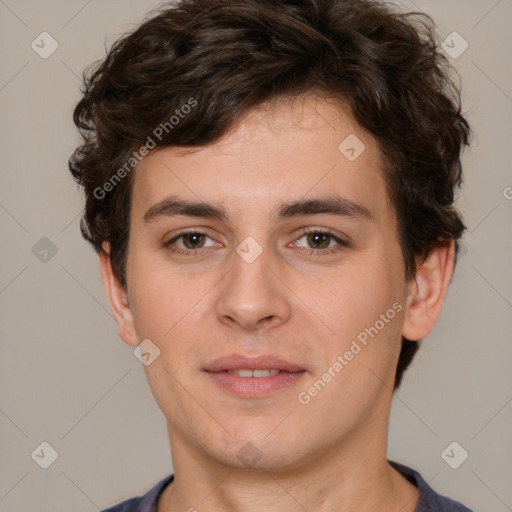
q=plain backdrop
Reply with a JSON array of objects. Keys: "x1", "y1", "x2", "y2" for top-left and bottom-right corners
[{"x1": 0, "y1": 0, "x2": 511, "y2": 510}]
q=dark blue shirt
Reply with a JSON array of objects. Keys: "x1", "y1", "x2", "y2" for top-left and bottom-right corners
[{"x1": 101, "y1": 460, "x2": 473, "y2": 511}]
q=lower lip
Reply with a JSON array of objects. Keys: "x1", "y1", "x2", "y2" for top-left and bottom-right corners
[{"x1": 205, "y1": 370, "x2": 306, "y2": 397}]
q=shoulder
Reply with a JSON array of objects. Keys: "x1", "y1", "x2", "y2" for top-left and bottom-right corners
[
  {"x1": 389, "y1": 460, "x2": 473, "y2": 511},
  {"x1": 100, "y1": 474, "x2": 174, "y2": 512}
]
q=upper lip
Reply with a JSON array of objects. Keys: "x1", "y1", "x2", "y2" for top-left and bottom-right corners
[{"x1": 204, "y1": 354, "x2": 305, "y2": 373}]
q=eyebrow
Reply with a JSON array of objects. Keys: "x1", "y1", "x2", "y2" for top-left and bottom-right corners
[{"x1": 143, "y1": 195, "x2": 374, "y2": 223}]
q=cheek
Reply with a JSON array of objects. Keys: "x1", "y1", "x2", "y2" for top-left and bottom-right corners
[
  {"x1": 127, "y1": 261, "x2": 219, "y2": 374},
  {"x1": 127, "y1": 261, "x2": 185, "y2": 344},
  {"x1": 298, "y1": 285, "x2": 404, "y2": 419},
  {"x1": 300, "y1": 252, "x2": 405, "y2": 379},
  {"x1": 308, "y1": 263, "x2": 400, "y2": 336}
]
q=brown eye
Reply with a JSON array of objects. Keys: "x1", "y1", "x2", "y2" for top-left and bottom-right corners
[
  {"x1": 306, "y1": 232, "x2": 332, "y2": 249},
  {"x1": 182, "y1": 233, "x2": 206, "y2": 249},
  {"x1": 162, "y1": 230, "x2": 219, "y2": 256},
  {"x1": 293, "y1": 229, "x2": 348, "y2": 256}
]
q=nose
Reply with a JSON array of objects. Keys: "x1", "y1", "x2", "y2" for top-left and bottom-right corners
[{"x1": 215, "y1": 245, "x2": 292, "y2": 331}]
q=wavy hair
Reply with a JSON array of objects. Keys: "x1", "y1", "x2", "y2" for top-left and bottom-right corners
[{"x1": 69, "y1": 0, "x2": 471, "y2": 389}]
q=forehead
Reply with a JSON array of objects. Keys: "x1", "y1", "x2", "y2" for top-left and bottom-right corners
[{"x1": 130, "y1": 94, "x2": 390, "y2": 224}]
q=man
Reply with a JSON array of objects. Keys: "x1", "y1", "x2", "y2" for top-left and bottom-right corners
[{"x1": 69, "y1": 0, "x2": 472, "y2": 510}]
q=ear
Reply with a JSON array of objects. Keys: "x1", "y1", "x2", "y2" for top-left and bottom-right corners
[
  {"x1": 99, "y1": 241, "x2": 138, "y2": 347},
  {"x1": 402, "y1": 239, "x2": 455, "y2": 341}
]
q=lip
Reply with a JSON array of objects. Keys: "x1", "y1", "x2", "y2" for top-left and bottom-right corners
[
  {"x1": 204, "y1": 354, "x2": 305, "y2": 373},
  {"x1": 203, "y1": 354, "x2": 306, "y2": 398}
]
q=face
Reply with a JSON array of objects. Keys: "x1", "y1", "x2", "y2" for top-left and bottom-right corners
[{"x1": 109, "y1": 95, "x2": 414, "y2": 471}]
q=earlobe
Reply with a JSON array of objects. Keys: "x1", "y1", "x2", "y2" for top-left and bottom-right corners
[
  {"x1": 401, "y1": 239, "x2": 456, "y2": 341},
  {"x1": 99, "y1": 242, "x2": 139, "y2": 346}
]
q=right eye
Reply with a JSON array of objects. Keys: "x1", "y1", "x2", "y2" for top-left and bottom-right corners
[{"x1": 162, "y1": 231, "x2": 220, "y2": 256}]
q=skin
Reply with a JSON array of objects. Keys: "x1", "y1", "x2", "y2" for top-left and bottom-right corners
[{"x1": 100, "y1": 93, "x2": 455, "y2": 511}]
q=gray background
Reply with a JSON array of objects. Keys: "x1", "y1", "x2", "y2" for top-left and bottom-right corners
[{"x1": 0, "y1": 0, "x2": 511, "y2": 510}]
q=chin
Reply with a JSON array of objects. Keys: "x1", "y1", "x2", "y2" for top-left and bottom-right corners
[{"x1": 214, "y1": 423, "x2": 305, "y2": 469}]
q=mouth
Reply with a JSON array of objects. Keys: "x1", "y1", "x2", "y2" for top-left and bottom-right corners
[
  {"x1": 203, "y1": 354, "x2": 307, "y2": 397},
  {"x1": 224, "y1": 369, "x2": 285, "y2": 377},
  {"x1": 204, "y1": 354, "x2": 305, "y2": 373}
]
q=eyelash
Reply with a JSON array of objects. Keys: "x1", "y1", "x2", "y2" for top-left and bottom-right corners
[{"x1": 162, "y1": 228, "x2": 348, "y2": 257}]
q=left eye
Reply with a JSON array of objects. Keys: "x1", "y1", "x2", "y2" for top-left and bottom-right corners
[{"x1": 293, "y1": 230, "x2": 347, "y2": 252}]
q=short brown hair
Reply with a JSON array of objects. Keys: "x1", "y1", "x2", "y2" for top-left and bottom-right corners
[{"x1": 69, "y1": 0, "x2": 471, "y2": 389}]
